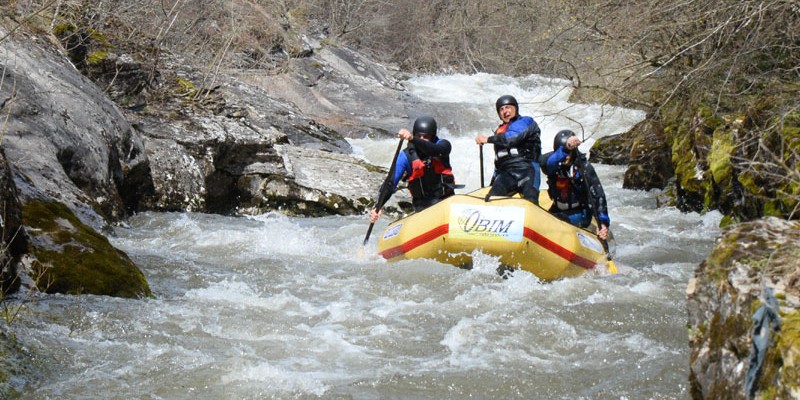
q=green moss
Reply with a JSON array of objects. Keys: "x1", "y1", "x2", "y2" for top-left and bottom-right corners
[
  {"x1": 738, "y1": 169, "x2": 766, "y2": 197},
  {"x1": 174, "y1": 78, "x2": 198, "y2": 97},
  {"x1": 86, "y1": 50, "x2": 109, "y2": 64},
  {"x1": 87, "y1": 28, "x2": 110, "y2": 46},
  {"x1": 707, "y1": 311, "x2": 750, "y2": 361},
  {"x1": 719, "y1": 214, "x2": 738, "y2": 228},
  {"x1": 22, "y1": 200, "x2": 152, "y2": 299},
  {"x1": 778, "y1": 311, "x2": 800, "y2": 395},
  {"x1": 52, "y1": 23, "x2": 77, "y2": 37},
  {"x1": 703, "y1": 232, "x2": 739, "y2": 282},
  {"x1": 754, "y1": 310, "x2": 800, "y2": 399},
  {"x1": 697, "y1": 105, "x2": 713, "y2": 118},
  {"x1": 671, "y1": 133, "x2": 703, "y2": 193},
  {"x1": 763, "y1": 200, "x2": 786, "y2": 218},
  {"x1": 709, "y1": 129, "x2": 735, "y2": 186}
]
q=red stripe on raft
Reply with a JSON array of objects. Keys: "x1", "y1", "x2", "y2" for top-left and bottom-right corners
[
  {"x1": 379, "y1": 224, "x2": 597, "y2": 271},
  {"x1": 379, "y1": 224, "x2": 449, "y2": 259},
  {"x1": 523, "y1": 227, "x2": 597, "y2": 270}
]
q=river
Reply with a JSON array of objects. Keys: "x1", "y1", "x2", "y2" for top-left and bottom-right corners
[{"x1": 11, "y1": 73, "x2": 721, "y2": 399}]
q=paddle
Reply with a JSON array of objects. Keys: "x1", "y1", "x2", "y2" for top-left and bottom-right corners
[
  {"x1": 479, "y1": 144, "x2": 485, "y2": 188},
  {"x1": 363, "y1": 138, "x2": 404, "y2": 246},
  {"x1": 575, "y1": 152, "x2": 618, "y2": 274}
]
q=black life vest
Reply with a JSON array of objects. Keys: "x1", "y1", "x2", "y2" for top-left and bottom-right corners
[
  {"x1": 550, "y1": 163, "x2": 585, "y2": 211},
  {"x1": 404, "y1": 146, "x2": 455, "y2": 206}
]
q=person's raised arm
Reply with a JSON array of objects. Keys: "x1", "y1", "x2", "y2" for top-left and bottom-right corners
[{"x1": 410, "y1": 136, "x2": 451, "y2": 157}]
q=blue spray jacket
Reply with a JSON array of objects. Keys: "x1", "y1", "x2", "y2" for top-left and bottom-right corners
[
  {"x1": 544, "y1": 147, "x2": 610, "y2": 227},
  {"x1": 487, "y1": 115, "x2": 542, "y2": 188}
]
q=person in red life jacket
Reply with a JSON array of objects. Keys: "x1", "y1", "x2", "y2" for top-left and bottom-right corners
[
  {"x1": 369, "y1": 116, "x2": 456, "y2": 222},
  {"x1": 541, "y1": 130, "x2": 610, "y2": 240},
  {"x1": 474, "y1": 95, "x2": 542, "y2": 204}
]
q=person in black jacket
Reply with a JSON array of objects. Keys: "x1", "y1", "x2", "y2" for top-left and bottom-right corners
[
  {"x1": 474, "y1": 95, "x2": 542, "y2": 204},
  {"x1": 541, "y1": 130, "x2": 610, "y2": 240},
  {"x1": 369, "y1": 116, "x2": 456, "y2": 222}
]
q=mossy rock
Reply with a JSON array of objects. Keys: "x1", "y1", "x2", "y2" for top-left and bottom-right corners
[
  {"x1": 21, "y1": 200, "x2": 151, "y2": 299},
  {"x1": 591, "y1": 133, "x2": 630, "y2": 165},
  {"x1": 779, "y1": 310, "x2": 800, "y2": 392},
  {"x1": 0, "y1": 330, "x2": 38, "y2": 398},
  {"x1": 688, "y1": 218, "x2": 800, "y2": 399}
]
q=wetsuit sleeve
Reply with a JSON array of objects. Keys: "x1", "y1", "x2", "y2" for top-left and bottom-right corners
[
  {"x1": 545, "y1": 146, "x2": 571, "y2": 174},
  {"x1": 583, "y1": 162, "x2": 610, "y2": 226},
  {"x1": 392, "y1": 151, "x2": 411, "y2": 189},
  {"x1": 523, "y1": 122, "x2": 542, "y2": 160},
  {"x1": 410, "y1": 137, "x2": 451, "y2": 157}
]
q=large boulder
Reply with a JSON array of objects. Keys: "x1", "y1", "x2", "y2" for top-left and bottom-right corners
[
  {"x1": 1, "y1": 25, "x2": 151, "y2": 298},
  {"x1": 687, "y1": 217, "x2": 800, "y2": 399},
  {"x1": 1, "y1": 28, "x2": 148, "y2": 230},
  {"x1": 21, "y1": 199, "x2": 152, "y2": 298}
]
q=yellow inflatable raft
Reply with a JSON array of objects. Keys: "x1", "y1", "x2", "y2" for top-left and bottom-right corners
[{"x1": 377, "y1": 187, "x2": 613, "y2": 281}]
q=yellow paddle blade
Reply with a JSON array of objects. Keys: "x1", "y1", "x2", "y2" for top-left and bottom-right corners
[{"x1": 607, "y1": 260, "x2": 618, "y2": 274}]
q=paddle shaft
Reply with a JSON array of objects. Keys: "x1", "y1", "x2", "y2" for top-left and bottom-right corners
[
  {"x1": 363, "y1": 138, "x2": 405, "y2": 245},
  {"x1": 479, "y1": 144, "x2": 485, "y2": 188}
]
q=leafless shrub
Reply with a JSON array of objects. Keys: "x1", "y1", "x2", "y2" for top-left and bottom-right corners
[{"x1": 3, "y1": 0, "x2": 797, "y2": 219}]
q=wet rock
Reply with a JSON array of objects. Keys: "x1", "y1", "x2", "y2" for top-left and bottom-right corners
[
  {"x1": 21, "y1": 200, "x2": 152, "y2": 298},
  {"x1": 686, "y1": 217, "x2": 800, "y2": 399},
  {"x1": 621, "y1": 119, "x2": 673, "y2": 191},
  {"x1": 590, "y1": 133, "x2": 630, "y2": 165},
  {"x1": 0, "y1": 26, "x2": 152, "y2": 297},
  {"x1": 0, "y1": 330, "x2": 38, "y2": 397}
]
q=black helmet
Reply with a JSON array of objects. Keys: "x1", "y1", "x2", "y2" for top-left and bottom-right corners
[
  {"x1": 412, "y1": 116, "x2": 437, "y2": 137},
  {"x1": 495, "y1": 95, "x2": 518, "y2": 114},
  {"x1": 554, "y1": 129, "x2": 576, "y2": 151}
]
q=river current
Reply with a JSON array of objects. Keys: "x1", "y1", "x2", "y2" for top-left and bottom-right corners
[{"x1": 11, "y1": 73, "x2": 721, "y2": 399}]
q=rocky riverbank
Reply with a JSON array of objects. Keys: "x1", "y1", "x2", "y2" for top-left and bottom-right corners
[
  {"x1": 0, "y1": 21, "x2": 417, "y2": 298},
  {"x1": 2, "y1": 9, "x2": 799, "y2": 399}
]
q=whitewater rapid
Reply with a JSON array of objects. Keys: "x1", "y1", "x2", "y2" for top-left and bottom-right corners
[{"x1": 11, "y1": 73, "x2": 720, "y2": 399}]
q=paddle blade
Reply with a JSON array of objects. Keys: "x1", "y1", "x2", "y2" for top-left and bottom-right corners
[
  {"x1": 357, "y1": 244, "x2": 366, "y2": 259},
  {"x1": 607, "y1": 260, "x2": 618, "y2": 274}
]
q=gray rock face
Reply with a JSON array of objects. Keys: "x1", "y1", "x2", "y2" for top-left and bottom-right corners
[
  {"x1": 1, "y1": 30, "x2": 148, "y2": 230},
  {"x1": 237, "y1": 46, "x2": 411, "y2": 139},
  {"x1": 0, "y1": 23, "x2": 414, "y2": 297}
]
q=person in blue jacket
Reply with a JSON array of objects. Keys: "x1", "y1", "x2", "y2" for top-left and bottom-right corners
[
  {"x1": 369, "y1": 116, "x2": 456, "y2": 222},
  {"x1": 541, "y1": 130, "x2": 610, "y2": 240},
  {"x1": 475, "y1": 95, "x2": 541, "y2": 204}
]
